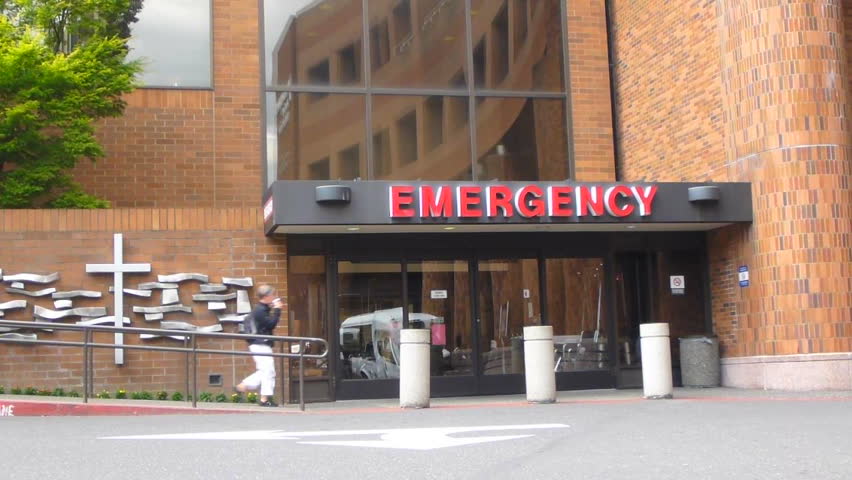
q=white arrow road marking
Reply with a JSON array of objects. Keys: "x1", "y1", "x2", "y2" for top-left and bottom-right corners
[{"x1": 102, "y1": 423, "x2": 569, "y2": 450}]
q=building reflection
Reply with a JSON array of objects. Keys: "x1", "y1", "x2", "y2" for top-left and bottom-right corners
[{"x1": 270, "y1": 0, "x2": 567, "y2": 182}]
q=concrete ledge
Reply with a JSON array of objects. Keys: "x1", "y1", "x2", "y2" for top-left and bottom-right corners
[{"x1": 721, "y1": 353, "x2": 852, "y2": 391}]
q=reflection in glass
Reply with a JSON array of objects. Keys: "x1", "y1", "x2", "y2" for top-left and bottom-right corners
[
  {"x1": 478, "y1": 258, "x2": 540, "y2": 375},
  {"x1": 469, "y1": 0, "x2": 564, "y2": 91},
  {"x1": 476, "y1": 97, "x2": 567, "y2": 181},
  {"x1": 371, "y1": 0, "x2": 468, "y2": 90},
  {"x1": 128, "y1": 0, "x2": 211, "y2": 88},
  {"x1": 371, "y1": 95, "x2": 471, "y2": 180},
  {"x1": 287, "y1": 256, "x2": 328, "y2": 380},
  {"x1": 274, "y1": 93, "x2": 366, "y2": 181},
  {"x1": 267, "y1": 0, "x2": 364, "y2": 87},
  {"x1": 407, "y1": 261, "x2": 473, "y2": 377},
  {"x1": 338, "y1": 262, "x2": 403, "y2": 380},
  {"x1": 547, "y1": 258, "x2": 608, "y2": 372}
]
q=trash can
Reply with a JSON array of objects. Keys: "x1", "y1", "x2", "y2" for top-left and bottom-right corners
[{"x1": 678, "y1": 335, "x2": 720, "y2": 387}]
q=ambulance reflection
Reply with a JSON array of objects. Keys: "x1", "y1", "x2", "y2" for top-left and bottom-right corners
[{"x1": 339, "y1": 307, "x2": 442, "y2": 380}]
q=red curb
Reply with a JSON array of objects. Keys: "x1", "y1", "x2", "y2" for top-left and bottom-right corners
[{"x1": 0, "y1": 400, "x2": 266, "y2": 416}]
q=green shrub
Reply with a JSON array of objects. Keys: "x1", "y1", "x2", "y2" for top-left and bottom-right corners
[
  {"x1": 24, "y1": 387, "x2": 37, "y2": 395},
  {"x1": 230, "y1": 393, "x2": 241, "y2": 403},
  {"x1": 96, "y1": 390, "x2": 111, "y2": 399},
  {"x1": 171, "y1": 392, "x2": 184, "y2": 402},
  {"x1": 115, "y1": 389, "x2": 127, "y2": 399},
  {"x1": 247, "y1": 392, "x2": 258, "y2": 403},
  {"x1": 0, "y1": 385, "x2": 4, "y2": 394},
  {"x1": 199, "y1": 392, "x2": 213, "y2": 403},
  {"x1": 156, "y1": 391, "x2": 168, "y2": 401},
  {"x1": 37, "y1": 389, "x2": 52, "y2": 396},
  {"x1": 67, "y1": 391, "x2": 80, "y2": 398},
  {"x1": 52, "y1": 388, "x2": 65, "y2": 397},
  {"x1": 139, "y1": 391, "x2": 153, "y2": 400},
  {"x1": 11, "y1": 387, "x2": 22, "y2": 395},
  {"x1": 214, "y1": 393, "x2": 227, "y2": 403}
]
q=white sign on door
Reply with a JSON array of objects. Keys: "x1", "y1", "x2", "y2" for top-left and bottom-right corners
[
  {"x1": 430, "y1": 290, "x2": 448, "y2": 299},
  {"x1": 670, "y1": 275, "x2": 685, "y2": 295}
]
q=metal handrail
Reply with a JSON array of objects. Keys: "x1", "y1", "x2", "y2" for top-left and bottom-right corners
[{"x1": 0, "y1": 320, "x2": 328, "y2": 411}]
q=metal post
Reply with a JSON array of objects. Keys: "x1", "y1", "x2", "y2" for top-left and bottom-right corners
[
  {"x1": 191, "y1": 334, "x2": 198, "y2": 408},
  {"x1": 88, "y1": 329, "x2": 95, "y2": 398},
  {"x1": 83, "y1": 328, "x2": 90, "y2": 404},
  {"x1": 184, "y1": 337, "x2": 190, "y2": 402},
  {"x1": 278, "y1": 342, "x2": 286, "y2": 407},
  {"x1": 299, "y1": 340, "x2": 305, "y2": 412}
]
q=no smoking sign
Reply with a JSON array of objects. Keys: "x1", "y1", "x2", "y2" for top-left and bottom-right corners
[{"x1": 670, "y1": 275, "x2": 685, "y2": 295}]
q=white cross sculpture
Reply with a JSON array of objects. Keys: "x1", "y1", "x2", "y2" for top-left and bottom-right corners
[{"x1": 86, "y1": 234, "x2": 151, "y2": 365}]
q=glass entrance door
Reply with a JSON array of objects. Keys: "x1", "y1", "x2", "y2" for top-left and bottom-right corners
[
  {"x1": 476, "y1": 257, "x2": 541, "y2": 394},
  {"x1": 335, "y1": 258, "x2": 476, "y2": 399}
]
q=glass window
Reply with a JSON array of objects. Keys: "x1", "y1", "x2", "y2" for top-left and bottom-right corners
[
  {"x1": 337, "y1": 261, "x2": 403, "y2": 380},
  {"x1": 262, "y1": 0, "x2": 571, "y2": 185},
  {"x1": 478, "y1": 258, "x2": 540, "y2": 375},
  {"x1": 547, "y1": 258, "x2": 608, "y2": 372},
  {"x1": 475, "y1": 97, "x2": 568, "y2": 181},
  {"x1": 371, "y1": 0, "x2": 469, "y2": 90},
  {"x1": 469, "y1": 0, "x2": 564, "y2": 92},
  {"x1": 273, "y1": 93, "x2": 366, "y2": 181},
  {"x1": 406, "y1": 260, "x2": 473, "y2": 377},
  {"x1": 266, "y1": 0, "x2": 364, "y2": 87},
  {"x1": 127, "y1": 0, "x2": 211, "y2": 88},
  {"x1": 371, "y1": 95, "x2": 471, "y2": 180}
]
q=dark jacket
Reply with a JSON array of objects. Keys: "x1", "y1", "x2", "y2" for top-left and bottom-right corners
[{"x1": 247, "y1": 302, "x2": 280, "y2": 346}]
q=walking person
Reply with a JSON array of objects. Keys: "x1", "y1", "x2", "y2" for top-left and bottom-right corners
[{"x1": 235, "y1": 285, "x2": 282, "y2": 407}]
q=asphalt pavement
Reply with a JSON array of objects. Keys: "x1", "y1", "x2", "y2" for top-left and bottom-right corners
[{"x1": 2, "y1": 388, "x2": 851, "y2": 480}]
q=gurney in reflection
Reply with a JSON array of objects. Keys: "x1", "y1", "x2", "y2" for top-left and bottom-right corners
[{"x1": 339, "y1": 307, "x2": 445, "y2": 380}]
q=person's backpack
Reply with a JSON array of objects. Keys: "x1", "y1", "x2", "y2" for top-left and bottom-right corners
[{"x1": 239, "y1": 313, "x2": 257, "y2": 335}]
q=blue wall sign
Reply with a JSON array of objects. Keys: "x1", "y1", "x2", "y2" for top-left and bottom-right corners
[{"x1": 738, "y1": 265, "x2": 749, "y2": 287}]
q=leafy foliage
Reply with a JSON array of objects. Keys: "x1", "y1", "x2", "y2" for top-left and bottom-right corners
[{"x1": 0, "y1": 1, "x2": 141, "y2": 208}]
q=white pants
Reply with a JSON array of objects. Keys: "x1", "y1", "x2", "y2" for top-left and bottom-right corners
[{"x1": 241, "y1": 344, "x2": 276, "y2": 397}]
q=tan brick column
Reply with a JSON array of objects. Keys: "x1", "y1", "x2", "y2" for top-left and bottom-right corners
[
  {"x1": 712, "y1": 0, "x2": 851, "y2": 361},
  {"x1": 567, "y1": 0, "x2": 616, "y2": 181}
]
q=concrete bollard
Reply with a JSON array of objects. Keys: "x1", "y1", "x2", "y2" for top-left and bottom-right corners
[
  {"x1": 639, "y1": 323, "x2": 673, "y2": 399},
  {"x1": 523, "y1": 325, "x2": 556, "y2": 403},
  {"x1": 399, "y1": 329, "x2": 431, "y2": 408}
]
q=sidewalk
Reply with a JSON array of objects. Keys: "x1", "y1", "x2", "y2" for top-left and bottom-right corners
[{"x1": 2, "y1": 387, "x2": 851, "y2": 416}]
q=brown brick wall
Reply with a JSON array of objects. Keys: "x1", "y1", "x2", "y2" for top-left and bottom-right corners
[
  {"x1": 567, "y1": 0, "x2": 617, "y2": 181},
  {"x1": 613, "y1": 0, "x2": 852, "y2": 358},
  {"x1": 712, "y1": 0, "x2": 851, "y2": 357},
  {"x1": 611, "y1": 0, "x2": 727, "y2": 181},
  {"x1": 846, "y1": 0, "x2": 851, "y2": 128},
  {"x1": 72, "y1": 0, "x2": 263, "y2": 208},
  {"x1": 0, "y1": 209, "x2": 288, "y2": 396}
]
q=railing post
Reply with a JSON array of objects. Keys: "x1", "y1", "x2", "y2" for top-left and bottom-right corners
[
  {"x1": 299, "y1": 340, "x2": 305, "y2": 412},
  {"x1": 191, "y1": 334, "x2": 198, "y2": 408},
  {"x1": 83, "y1": 328, "x2": 91, "y2": 404},
  {"x1": 184, "y1": 337, "x2": 190, "y2": 402},
  {"x1": 278, "y1": 342, "x2": 286, "y2": 408}
]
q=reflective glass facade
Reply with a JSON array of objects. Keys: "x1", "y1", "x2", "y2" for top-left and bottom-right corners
[{"x1": 263, "y1": 0, "x2": 570, "y2": 183}]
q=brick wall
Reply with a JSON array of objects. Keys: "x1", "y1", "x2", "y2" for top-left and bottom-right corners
[
  {"x1": 0, "y1": 208, "x2": 288, "y2": 396},
  {"x1": 71, "y1": 0, "x2": 263, "y2": 208},
  {"x1": 610, "y1": 0, "x2": 727, "y2": 181},
  {"x1": 846, "y1": 0, "x2": 851, "y2": 127},
  {"x1": 567, "y1": 0, "x2": 616, "y2": 181},
  {"x1": 612, "y1": 0, "x2": 852, "y2": 358}
]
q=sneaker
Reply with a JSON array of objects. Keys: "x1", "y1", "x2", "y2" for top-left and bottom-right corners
[{"x1": 259, "y1": 399, "x2": 278, "y2": 407}]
